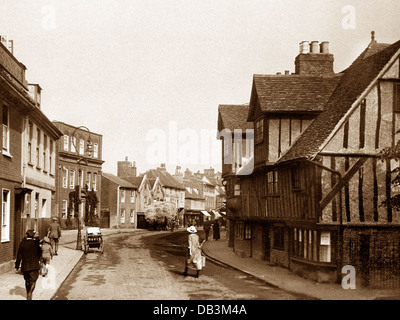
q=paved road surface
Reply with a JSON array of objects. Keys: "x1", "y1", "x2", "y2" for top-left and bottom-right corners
[{"x1": 53, "y1": 230, "x2": 310, "y2": 300}]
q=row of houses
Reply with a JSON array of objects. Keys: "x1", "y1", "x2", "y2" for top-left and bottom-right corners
[
  {"x1": 218, "y1": 32, "x2": 400, "y2": 288},
  {"x1": 101, "y1": 160, "x2": 225, "y2": 229},
  {"x1": 0, "y1": 36, "x2": 225, "y2": 274}
]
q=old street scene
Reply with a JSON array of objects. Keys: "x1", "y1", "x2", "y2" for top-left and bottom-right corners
[{"x1": 1, "y1": 1, "x2": 400, "y2": 303}]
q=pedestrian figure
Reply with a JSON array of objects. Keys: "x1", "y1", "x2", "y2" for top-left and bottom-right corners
[
  {"x1": 40, "y1": 236, "x2": 53, "y2": 277},
  {"x1": 183, "y1": 226, "x2": 205, "y2": 278},
  {"x1": 15, "y1": 230, "x2": 42, "y2": 300},
  {"x1": 213, "y1": 219, "x2": 220, "y2": 241},
  {"x1": 203, "y1": 217, "x2": 212, "y2": 241},
  {"x1": 47, "y1": 217, "x2": 61, "y2": 255}
]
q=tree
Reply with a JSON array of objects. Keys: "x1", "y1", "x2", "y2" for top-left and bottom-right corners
[
  {"x1": 68, "y1": 185, "x2": 99, "y2": 227},
  {"x1": 68, "y1": 185, "x2": 81, "y2": 217},
  {"x1": 81, "y1": 185, "x2": 99, "y2": 226}
]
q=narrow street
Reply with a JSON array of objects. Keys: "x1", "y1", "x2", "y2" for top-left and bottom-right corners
[{"x1": 53, "y1": 230, "x2": 310, "y2": 300}]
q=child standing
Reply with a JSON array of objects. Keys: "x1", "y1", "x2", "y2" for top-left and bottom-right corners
[{"x1": 40, "y1": 237, "x2": 53, "y2": 277}]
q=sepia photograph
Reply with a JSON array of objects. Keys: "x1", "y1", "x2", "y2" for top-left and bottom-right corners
[{"x1": 0, "y1": 0, "x2": 400, "y2": 311}]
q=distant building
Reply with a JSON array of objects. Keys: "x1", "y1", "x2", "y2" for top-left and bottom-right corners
[
  {"x1": 52, "y1": 122, "x2": 104, "y2": 229},
  {"x1": 101, "y1": 172, "x2": 139, "y2": 228},
  {"x1": 142, "y1": 164, "x2": 185, "y2": 224},
  {"x1": 183, "y1": 176, "x2": 206, "y2": 227}
]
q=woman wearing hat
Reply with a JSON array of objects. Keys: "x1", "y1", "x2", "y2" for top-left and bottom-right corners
[{"x1": 183, "y1": 226, "x2": 205, "y2": 278}]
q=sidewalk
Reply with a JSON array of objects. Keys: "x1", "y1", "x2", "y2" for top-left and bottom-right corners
[
  {"x1": 0, "y1": 228, "x2": 137, "y2": 300},
  {"x1": 202, "y1": 229, "x2": 400, "y2": 300}
]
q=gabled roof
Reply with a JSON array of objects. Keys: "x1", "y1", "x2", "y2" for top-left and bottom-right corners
[
  {"x1": 102, "y1": 172, "x2": 137, "y2": 189},
  {"x1": 218, "y1": 104, "x2": 253, "y2": 132},
  {"x1": 121, "y1": 176, "x2": 144, "y2": 189},
  {"x1": 346, "y1": 37, "x2": 391, "y2": 71},
  {"x1": 279, "y1": 40, "x2": 400, "y2": 163},
  {"x1": 248, "y1": 74, "x2": 342, "y2": 121},
  {"x1": 184, "y1": 178, "x2": 206, "y2": 200},
  {"x1": 143, "y1": 169, "x2": 185, "y2": 190}
]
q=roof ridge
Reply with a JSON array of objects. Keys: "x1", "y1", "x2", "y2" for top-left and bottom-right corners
[{"x1": 279, "y1": 39, "x2": 400, "y2": 163}]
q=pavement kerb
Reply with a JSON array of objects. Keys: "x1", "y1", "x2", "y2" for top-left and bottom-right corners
[{"x1": 201, "y1": 244, "x2": 317, "y2": 300}]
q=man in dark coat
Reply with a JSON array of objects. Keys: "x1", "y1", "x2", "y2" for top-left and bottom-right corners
[
  {"x1": 213, "y1": 219, "x2": 220, "y2": 240},
  {"x1": 47, "y1": 217, "x2": 61, "y2": 255},
  {"x1": 203, "y1": 218, "x2": 212, "y2": 241},
  {"x1": 15, "y1": 230, "x2": 42, "y2": 300}
]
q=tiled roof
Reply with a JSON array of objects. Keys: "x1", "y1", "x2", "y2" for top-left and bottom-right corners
[
  {"x1": 346, "y1": 41, "x2": 391, "y2": 71},
  {"x1": 252, "y1": 74, "x2": 342, "y2": 114},
  {"x1": 144, "y1": 169, "x2": 185, "y2": 190},
  {"x1": 102, "y1": 172, "x2": 137, "y2": 189},
  {"x1": 218, "y1": 104, "x2": 253, "y2": 132},
  {"x1": 121, "y1": 176, "x2": 143, "y2": 189},
  {"x1": 279, "y1": 40, "x2": 400, "y2": 163},
  {"x1": 184, "y1": 178, "x2": 206, "y2": 200}
]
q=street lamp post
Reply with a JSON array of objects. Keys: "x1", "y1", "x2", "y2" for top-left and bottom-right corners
[{"x1": 71, "y1": 126, "x2": 92, "y2": 251}]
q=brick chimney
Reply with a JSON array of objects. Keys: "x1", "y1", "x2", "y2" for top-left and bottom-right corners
[
  {"x1": 184, "y1": 168, "x2": 193, "y2": 179},
  {"x1": 117, "y1": 156, "x2": 137, "y2": 178},
  {"x1": 28, "y1": 84, "x2": 42, "y2": 109},
  {"x1": 173, "y1": 166, "x2": 183, "y2": 183},
  {"x1": 295, "y1": 41, "x2": 334, "y2": 76},
  {"x1": 157, "y1": 163, "x2": 167, "y2": 173}
]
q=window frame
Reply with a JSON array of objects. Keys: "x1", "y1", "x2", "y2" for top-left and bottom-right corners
[
  {"x1": 61, "y1": 200, "x2": 68, "y2": 219},
  {"x1": 255, "y1": 117, "x2": 264, "y2": 144},
  {"x1": 69, "y1": 170, "x2": 76, "y2": 189},
  {"x1": 36, "y1": 128, "x2": 41, "y2": 168},
  {"x1": 1, "y1": 189, "x2": 10, "y2": 242},
  {"x1": 120, "y1": 209, "x2": 126, "y2": 224},
  {"x1": 63, "y1": 134, "x2": 69, "y2": 152},
  {"x1": 62, "y1": 167, "x2": 68, "y2": 188},
  {"x1": 394, "y1": 83, "x2": 400, "y2": 112},
  {"x1": 2, "y1": 105, "x2": 10, "y2": 154},
  {"x1": 79, "y1": 139, "x2": 84, "y2": 155},
  {"x1": 120, "y1": 189, "x2": 126, "y2": 203},
  {"x1": 267, "y1": 169, "x2": 279, "y2": 195},
  {"x1": 28, "y1": 121, "x2": 33, "y2": 163}
]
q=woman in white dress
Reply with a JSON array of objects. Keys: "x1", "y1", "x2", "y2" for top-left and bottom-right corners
[{"x1": 183, "y1": 226, "x2": 205, "y2": 278}]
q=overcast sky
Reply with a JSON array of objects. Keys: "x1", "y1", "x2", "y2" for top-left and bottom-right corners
[{"x1": 1, "y1": 0, "x2": 399, "y2": 175}]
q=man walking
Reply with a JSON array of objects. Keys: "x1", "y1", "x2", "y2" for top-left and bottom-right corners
[
  {"x1": 15, "y1": 230, "x2": 42, "y2": 300},
  {"x1": 47, "y1": 217, "x2": 61, "y2": 255}
]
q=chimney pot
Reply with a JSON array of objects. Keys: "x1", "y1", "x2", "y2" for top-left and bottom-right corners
[
  {"x1": 276, "y1": 72, "x2": 282, "y2": 75},
  {"x1": 285, "y1": 70, "x2": 290, "y2": 75},
  {"x1": 300, "y1": 41, "x2": 310, "y2": 54},
  {"x1": 320, "y1": 41, "x2": 329, "y2": 54},
  {"x1": 310, "y1": 41, "x2": 319, "y2": 54}
]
